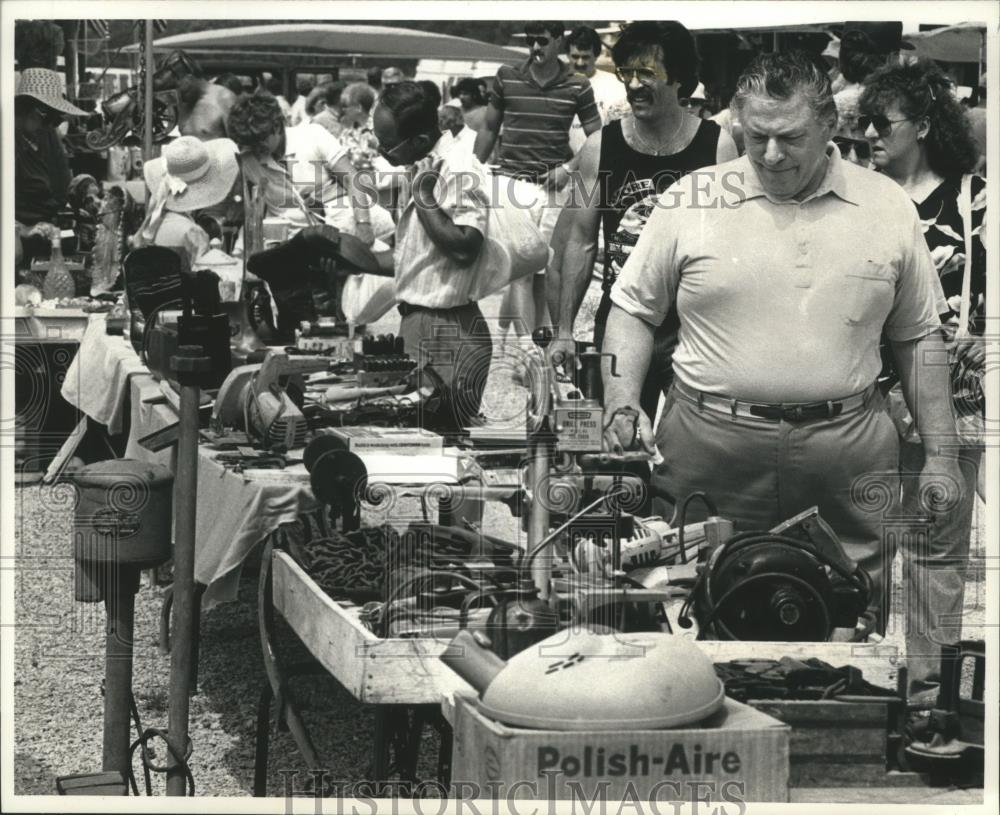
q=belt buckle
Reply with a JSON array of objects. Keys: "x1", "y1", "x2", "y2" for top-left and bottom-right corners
[
  {"x1": 749, "y1": 403, "x2": 783, "y2": 421},
  {"x1": 785, "y1": 405, "x2": 806, "y2": 422}
]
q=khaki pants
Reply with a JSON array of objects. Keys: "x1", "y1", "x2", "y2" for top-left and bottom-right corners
[
  {"x1": 899, "y1": 440, "x2": 982, "y2": 691},
  {"x1": 651, "y1": 383, "x2": 900, "y2": 628},
  {"x1": 399, "y1": 301, "x2": 492, "y2": 433}
]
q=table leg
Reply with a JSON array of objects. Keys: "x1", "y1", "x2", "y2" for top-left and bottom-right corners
[
  {"x1": 399, "y1": 706, "x2": 426, "y2": 786},
  {"x1": 158, "y1": 585, "x2": 173, "y2": 655},
  {"x1": 157, "y1": 582, "x2": 205, "y2": 695},
  {"x1": 371, "y1": 706, "x2": 393, "y2": 783},
  {"x1": 253, "y1": 683, "x2": 273, "y2": 797},
  {"x1": 256, "y1": 540, "x2": 324, "y2": 795},
  {"x1": 190, "y1": 582, "x2": 206, "y2": 695},
  {"x1": 433, "y1": 714, "x2": 453, "y2": 789}
]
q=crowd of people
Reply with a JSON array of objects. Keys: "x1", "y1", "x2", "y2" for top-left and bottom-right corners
[{"x1": 12, "y1": 19, "x2": 989, "y2": 701}]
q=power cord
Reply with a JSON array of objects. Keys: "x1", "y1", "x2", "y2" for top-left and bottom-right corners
[
  {"x1": 675, "y1": 491, "x2": 718, "y2": 565},
  {"x1": 518, "y1": 486, "x2": 632, "y2": 583},
  {"x1": 128, "y1": 691, "x2": 152, "y2": 795}
]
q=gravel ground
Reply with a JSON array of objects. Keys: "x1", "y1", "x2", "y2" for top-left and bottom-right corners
[{"x1": 13, "y1": 278, "x2": 989, "y2": 796}]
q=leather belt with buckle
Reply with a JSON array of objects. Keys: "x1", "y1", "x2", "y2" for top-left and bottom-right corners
[
  {"x1": 748, "y1": 402, "x2": 843, "y2": 422},
  {"x1": 674, "y1": 380, "x2": 872, "y2": 423}
]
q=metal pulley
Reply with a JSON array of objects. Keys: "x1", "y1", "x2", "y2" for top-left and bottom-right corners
[{"x1": 690, "y1": 526, "x2": 872, "y2": 642}]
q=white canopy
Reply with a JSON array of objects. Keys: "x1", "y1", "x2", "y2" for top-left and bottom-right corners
[
  {"x1": 123, "y1": 23, "x2": 525, "y2": 62},
  {"x1": 907, "y1": 23, "x2": 986, "y2": 64}
]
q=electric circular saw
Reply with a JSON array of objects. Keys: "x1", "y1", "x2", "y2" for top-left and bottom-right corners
[{"x1": 211, "y1": 352, "x2": 330, "y2": 448}]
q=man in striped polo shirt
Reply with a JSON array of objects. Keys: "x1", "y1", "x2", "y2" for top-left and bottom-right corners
[{"x1": 475, "y1": 22, "x2": 602, "y2": 337}]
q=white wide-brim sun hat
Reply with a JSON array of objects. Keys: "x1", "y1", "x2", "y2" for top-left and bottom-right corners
[{"x1": 143, "y1": 136, "x2": 240, "y2": 213}]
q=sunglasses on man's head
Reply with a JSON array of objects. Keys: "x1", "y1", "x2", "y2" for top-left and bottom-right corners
[
  {"x1": 857, "y1": 114, "x2": 916, "y2": 138},
  {"x1": 525, "y1": 35, "x2": 551, "y2": 47}
]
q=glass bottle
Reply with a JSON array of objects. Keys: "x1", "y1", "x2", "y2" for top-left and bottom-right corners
[{"x1": 43, "y1": 235, "x2": 76, "y2": 300}]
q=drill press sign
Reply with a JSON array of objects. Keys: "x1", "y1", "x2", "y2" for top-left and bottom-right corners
[{"x1": 537, "y1": 743, "x2": 742, "y2": 777}]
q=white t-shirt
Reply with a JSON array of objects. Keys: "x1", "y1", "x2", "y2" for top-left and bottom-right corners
[
  {"x1": 288, "y1": 96, "x2": 310, "y2": 127},
  {"x1": 283, "y1": 123, "x2": 349, "y2": 204},
  {"x1": 439, "y1": 126, "x2": 478, "y2": 160},
  {"x1": 569, "y1": 69, "x2": 628, "y2": 153}
]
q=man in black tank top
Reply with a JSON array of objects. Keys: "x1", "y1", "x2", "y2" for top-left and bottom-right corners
[{"x1": 549, "y1": 21, "x2": 737, "y2": 422}]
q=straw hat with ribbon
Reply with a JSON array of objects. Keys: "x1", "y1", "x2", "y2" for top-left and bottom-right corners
[
  {"x1": 15, "y1": 68, "x2": 88, "y2": 116},
  {"x1": 138, "y1": 136, "x2": 239, "y2": 244}
]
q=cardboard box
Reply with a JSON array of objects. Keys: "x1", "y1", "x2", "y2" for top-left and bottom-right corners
[
  {"x1": 450, "y1": 691, "x2": 790, "y2": 803},
  {"x1": 321, "y1": 425, "x2": 443, "y2": 453}
]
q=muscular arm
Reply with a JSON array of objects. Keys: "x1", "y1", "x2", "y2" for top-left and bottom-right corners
[
  {"x1": 550, "y1": 130, "x2": 603, "y2": 333},
  {"x1": 716, "y1": 127, "x2": 739, "y2": 163},
  {"x1": 412, "y1": 176, "x2": 483, "y2": 266},
  {"x1": 582, "y1": 116, "x2": 602, "y2": 137},
  {"x1": 329, "y1": 153, "x2": 374, "y2": 230},
  {"x1": 891, "y1": 330, "x2": 957, "y2": 456},
  {"x1": 601, "y1": 304, "x2": 657, "y2": 454},
  {"x1": 474, "y1": 103, "x2": 503, "y2": 164}
]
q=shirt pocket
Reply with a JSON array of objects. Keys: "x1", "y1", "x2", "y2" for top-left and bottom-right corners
[{"x1": 842, "y1": 259, "x2": 895, "y2": 326}]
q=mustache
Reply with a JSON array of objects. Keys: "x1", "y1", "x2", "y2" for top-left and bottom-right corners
[{"x1": 627, "y1": 89, "x2": 652, "y2": 102}]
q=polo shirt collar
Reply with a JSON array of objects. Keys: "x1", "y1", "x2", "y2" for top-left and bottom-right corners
[
  {"x1": 740, "y1": 143, "x2": 859, "y2": 206},
  {"x1": 516, "y1": 57, "x2": 573, "y2": 89},
  {"x1": 428, "y1": 134, "x2": 448, "y2": 161}
]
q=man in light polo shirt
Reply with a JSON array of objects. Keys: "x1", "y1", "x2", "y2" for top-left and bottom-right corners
[
  {"x1": 372, "y1": 81, "x2": 492, "y2": 432},
  {"x1": 566, "y1": 25, "x2": 628, "y2": 154},
  {"x1": 475, "y1": 21, "x2": 602, "y2": 336},
  {"x1": 602, "y1": 51, "x2": 961, "y2": 633}
]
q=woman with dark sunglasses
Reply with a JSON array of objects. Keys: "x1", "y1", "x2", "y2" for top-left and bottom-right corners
[{"x1": 859, "y1": 58, "x2": 987, "y2": 703}]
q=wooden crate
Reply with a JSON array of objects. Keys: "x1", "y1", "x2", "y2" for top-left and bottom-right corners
[
  {"x1": 704, "y1": 642, "x2": 905, "y2": 787},
  {"x1": 686, "y1": 641, "x2": 901, "y2": 690},
  {"x1": 747, "y1": 699, "x2": 913, "y2": 787},
  {"x1": 271, "y1": 550, "x2": 471, "y2": 704}
]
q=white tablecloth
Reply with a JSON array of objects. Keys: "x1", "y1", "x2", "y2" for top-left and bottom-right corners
[{"x1": 60, "y1": 316, "x2": 145, "y2": 435}]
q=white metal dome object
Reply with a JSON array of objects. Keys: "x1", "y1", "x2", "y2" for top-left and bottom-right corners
[{"x1": 476, "y1": 628, "x2": 725, "y2": 731}]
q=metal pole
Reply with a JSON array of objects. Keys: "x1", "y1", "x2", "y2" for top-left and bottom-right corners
[
  {"x1": 528, "y1": 439, "x2": 551, "y2": 599},
  {"x1": 102, "y1": 568, "x2": 140, "y2": 779},
  {"x1": 527, "y1": 355, "x2": 553, "y2": 600},
  {"x1": 166, "y1": 346, "x2": 210, "y2": 795},
  {"x1": 142, "y1": 20, "x2": 155, "y2": 206}
]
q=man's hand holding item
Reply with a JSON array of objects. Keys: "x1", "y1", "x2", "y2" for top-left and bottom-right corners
[
  {"x1": 546, "y1": 334, "x2": 580, "y2": 378},
  {"x1": 601, "y1": 305, "x2": 657, "y2": 457}
]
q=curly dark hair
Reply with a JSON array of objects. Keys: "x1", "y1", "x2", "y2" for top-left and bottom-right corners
[
  {"x1": 610, "y1": 21, "x2": 699, "y2": 99},
  {"x1": 859, "y1": 58, "x2": 980, "y2": 177},
  {"x1": 226, "y1": 93, "x2": 284, "y2": 152},
  {"x1": 452, "y1": 77, "x2": 486, "y2": 106}
]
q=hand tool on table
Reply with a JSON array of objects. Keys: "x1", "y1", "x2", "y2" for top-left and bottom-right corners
[{"x1": 212, "y1": 351, "x2": 330, "y2": 448}]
